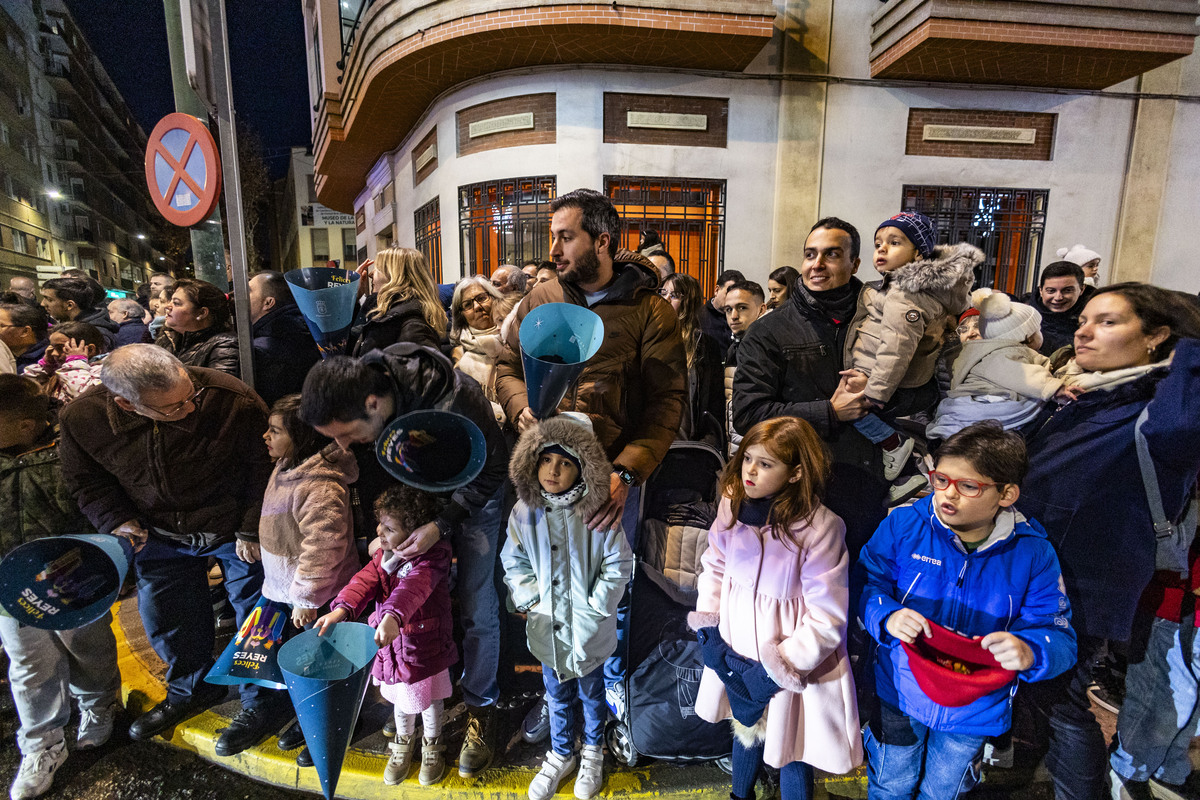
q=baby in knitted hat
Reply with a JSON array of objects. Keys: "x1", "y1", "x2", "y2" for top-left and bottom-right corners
[{"x1": 927, "y1": 289, "x2": 1083, "y2": 440}]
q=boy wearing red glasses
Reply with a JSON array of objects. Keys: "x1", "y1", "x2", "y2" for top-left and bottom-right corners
[{"x1": 857, "y1": 421, "x2": 1076, "y2": 799}]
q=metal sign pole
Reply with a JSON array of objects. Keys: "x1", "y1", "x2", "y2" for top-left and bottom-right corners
[{"x1": 206, "y1": 0, "x2": 254, "y2": 389}]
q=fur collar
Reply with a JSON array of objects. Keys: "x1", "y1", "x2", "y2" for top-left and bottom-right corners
[
  {"x1": 509, "y1": 416, "x2": 612, "y2": 520},
  {"x1": 889, "y1": 242, "x2": 982, "y2": 309}
]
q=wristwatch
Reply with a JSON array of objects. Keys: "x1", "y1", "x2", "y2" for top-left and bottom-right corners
[{"x1": 614, "y1": 467, "x2": 636, "y2": 487}]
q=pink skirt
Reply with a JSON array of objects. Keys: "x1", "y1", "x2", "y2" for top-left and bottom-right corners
[{"x1": 375, "y1": 669, "x2": 453, "y2": 715}]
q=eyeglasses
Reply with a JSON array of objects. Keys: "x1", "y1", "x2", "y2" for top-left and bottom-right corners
[
  {"x1": 138, "y1": 385, "x2": 205, "y2": 416},
  {"x1": 928, "y1": 470, "x2": 997, "y2": 498},
  {"x1": 461, "y1": 294, "x2": 491, "y2": 311}
]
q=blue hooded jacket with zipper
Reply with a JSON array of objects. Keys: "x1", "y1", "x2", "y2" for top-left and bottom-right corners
[{"x1": 858, "y1": 495, "x2": 1077, "y2": 736}]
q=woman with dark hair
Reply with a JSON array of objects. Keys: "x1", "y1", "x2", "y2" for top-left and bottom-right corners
[
  {"x1": 155, "y1": 278, "x2": 239, "y2": 374},
  {"x1": 767, "y1": 266, "x2": 800, "y2": 310},
  {"x1": 661, "y1": 273, "x2": 724, "y2": 444},
  {"x1": 1016, "y1": 282, "x2": 1200, "y2": 800}
]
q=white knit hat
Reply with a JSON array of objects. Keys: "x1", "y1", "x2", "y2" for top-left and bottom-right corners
[
  {"x1": 1057, "y1": 244, "x2": 1101, "y2": 267},
  {"x1": 976, "y1": 291, "x2": 1042, "y2": 342}
]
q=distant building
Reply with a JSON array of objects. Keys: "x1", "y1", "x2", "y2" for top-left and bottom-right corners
[
  {"x1": 275, "y1": 145, "x2": 358, "y2": 273},
  {"x1": 302, "y1": 0, "x2": 1200, "y2": 295},
  {"x1": 0, "y1": 0, "x2": 174, "y2": 297}
]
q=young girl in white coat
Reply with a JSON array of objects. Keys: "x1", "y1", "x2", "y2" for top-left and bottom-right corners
[{"x1": 689, "y1": 416, "x2": 861, "y2": 800}]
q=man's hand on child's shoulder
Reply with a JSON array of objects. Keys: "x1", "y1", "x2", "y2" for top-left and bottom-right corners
[
  {"x1": 980, "y1": 632, "x2": 1034, "y2": 671},
  {"x1": 885, "y1": 608, "x2": 932, "y2": 644}
]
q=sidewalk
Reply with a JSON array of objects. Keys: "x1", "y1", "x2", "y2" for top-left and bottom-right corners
[{"x1": 111, "y1": 596, "x2": 1080, "y2": 800}]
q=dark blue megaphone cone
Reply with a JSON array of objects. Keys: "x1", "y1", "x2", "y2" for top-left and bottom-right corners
[
  {"x1": 520, "y1": 303, "x2": 604, "y2": 419},
  {"x1": 284, "y1": 267, "x2": 361, "y2": 358},
  {"x1": 278, "y1": 623, "x2": 379, "y2": 800},
  {"x1": 0, "y1": 534, "x2": 132, "y2": 630},
  {"x1": 376, "y1": 410, "x2": 486, "y2": 492}
]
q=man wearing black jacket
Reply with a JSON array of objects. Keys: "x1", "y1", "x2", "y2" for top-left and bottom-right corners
[
  {"x1": 300, "y1": 344, "x2": 509, "y2": 778},
  {"x1": 731, "y1": 217, "x2": 887, "y2": 558},
  {"x1": 247, "y1": 271, "x2": 320, "y2": 406}
]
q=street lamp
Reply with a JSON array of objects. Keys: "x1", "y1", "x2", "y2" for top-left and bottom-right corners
[
  {"x1": 47, "y1": 188, "x2": 62, "y2": 200},
  {"x1": 136, "y1": 233, "x2": 147, "y2": 240}
]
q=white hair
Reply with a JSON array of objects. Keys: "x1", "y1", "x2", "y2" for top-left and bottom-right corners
[{"x1": 101, "y1": 344, "x2": 186, "y2": 402}]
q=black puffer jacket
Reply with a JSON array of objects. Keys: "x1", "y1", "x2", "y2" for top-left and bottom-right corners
[
  {"x1": 1023, "y1": 284, "x2": 1096, "y2": 356},
  {"x1": 348, "y1": 343, "x2": 509, "y2": 538},
  {"x1": 350, "y1": 295, "x2": 442, "y2": 357},
  {"x1": 154, "y1": 325, "x2": 240, "y2": 375},
  {"x1": 252, "y1": 303, "x2": 320, "y2": 406},
  {"x1": 732, "y1": 279, "x2": 887, "y2": 557}
]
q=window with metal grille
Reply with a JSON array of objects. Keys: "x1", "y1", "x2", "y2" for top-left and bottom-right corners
[
  {"x1": 458, "y1": 176, "x2": 555, "y2": 277},
  {"x1": 901, "y1": 185, "x2": 1048, "y2": 296},
  {"x1": 604, "y1": 176, "x2": 725, "y2": 294},
  {"x1": 414, "y1": 197, "x2": 443, "y2": 283}
]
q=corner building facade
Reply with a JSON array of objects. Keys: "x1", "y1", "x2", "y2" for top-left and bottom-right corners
[{"x1": 303, "y1": 0, "x2": 1200, "y2": 295}]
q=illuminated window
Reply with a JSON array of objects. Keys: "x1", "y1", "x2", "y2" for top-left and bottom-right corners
[
  {"x1": 414, "y1": 197, "x2": 443, "y2": 283},
  {"x1": 902, "y1": 185, "x2": 1048, "y2": 296},
  {"x1": 458, "y1": 176, "x2": 555, "y2": 277},
  {"x1": 604, "y1": 176, "x2": 726, "y2": 293}
]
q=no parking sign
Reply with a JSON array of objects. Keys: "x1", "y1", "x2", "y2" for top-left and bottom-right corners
[{"x1": 144, "y1": 112, "x2": 222, "y2": 227}]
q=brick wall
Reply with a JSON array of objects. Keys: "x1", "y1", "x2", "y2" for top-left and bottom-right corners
[
  {"x1": 906, "y1": 108, "x2": 1056, "y2": 161},
  {"x1": 411, "y1": 126, "x2": 438, "y2": 185},
  {"x1": 455, "y1": 93, "x2": 556, "y2": 157},
  {"x1": 603, "y1": 93, "x2": 728, "y2": 147}
]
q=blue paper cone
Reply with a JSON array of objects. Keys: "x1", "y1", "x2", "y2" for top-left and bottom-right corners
[
  {"x1": 375, "y1": 410, "x2": 486, "y2": 492},
  {"x1": 205, "y1": 596, "x2": 290, "y2": 690},
  {"x1": 0, "y1": 534, "x2": 132, "y2": 630},
  {"x1": 278, "y1": 623, "x2": 380, "y2": 800},
  {"x1": 519, "y1": 303, "x2": 604, "y2": 419},
  {"x1": 284, "y1": 267, "x2": 361, "y2": 357}
]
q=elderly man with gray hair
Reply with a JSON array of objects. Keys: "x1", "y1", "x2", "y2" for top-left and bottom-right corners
[
  {"x1": 57, "y1": 344, "x2": 279, "y2": 756},
  {"x1": 106, "y1": 298, "x2": 150, "y2": 348}
]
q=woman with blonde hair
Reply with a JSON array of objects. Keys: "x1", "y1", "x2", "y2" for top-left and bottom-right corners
[{"x1": 350, "y1": 247, "x2": 446, "y2": 357}]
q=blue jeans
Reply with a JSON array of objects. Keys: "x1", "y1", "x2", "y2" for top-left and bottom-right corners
[
  {"x1": 854, "y1": 413, "x2": 896, "y2": 445},
  {"x1": 865, "y1": 702, "x2": 985, "y2": 800},
  {"x1": 135, "y1": 535, "x2": 269, "y2": 709},
  {"x1": 1111, "y1": 617, "x2": 1200, "y2": 786},
  {"x1": 731, "y1": 736, "x2": 813, "y2": 800},
  {"x1": 542, "y1": 665, "x2": 606, "y2": 755},
  {"x1": 452, "y1": 487, "x2": 503, "y2": 708}
]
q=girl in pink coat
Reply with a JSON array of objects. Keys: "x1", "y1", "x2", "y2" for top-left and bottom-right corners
[{"x1": 689, "y1": 416, "x2": 862, "y2": 800}]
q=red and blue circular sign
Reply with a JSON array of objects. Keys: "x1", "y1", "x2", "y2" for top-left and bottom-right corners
[{"x1": 144, "y1": 112, "x2": 222, "y2": 227}]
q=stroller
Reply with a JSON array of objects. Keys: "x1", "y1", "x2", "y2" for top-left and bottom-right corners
[{"x1": 605, "y1": 441, "x2": 731, "y2": 766}]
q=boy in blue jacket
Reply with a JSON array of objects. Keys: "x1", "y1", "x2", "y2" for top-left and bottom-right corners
[{"x1": 858, "y1": 422, "x2": 1076, "y2": 800}]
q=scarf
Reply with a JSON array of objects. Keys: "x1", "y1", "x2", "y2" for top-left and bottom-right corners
[
  {"x1": 802, "y1": 278, "x2": 861, "y2": 325},
  {"x1": 1056, "y1": 355, "x2": 1170, "y2": 393},
  {"x1": 539, "y1": 481, "x2": 588, "y2": 508},
  {"x1": 737, "y1": 495, "x2": 774, "y2": 527}
]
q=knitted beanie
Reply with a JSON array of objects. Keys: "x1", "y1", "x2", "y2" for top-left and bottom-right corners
[
  {"x1": 877, "y1": 212, "x2": 938, "y2": 259},
  {"x1": 976, "y1": 290, "x2": 1042, "y2": 342},
  {"x1": 1056, "y1": 244, "x2": 1101, "y2": 267}
]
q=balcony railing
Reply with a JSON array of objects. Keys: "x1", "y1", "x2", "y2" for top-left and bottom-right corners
[
  {"x1": 42, "y1": 58, "x2": 70, "y2": 80},
  {"x1": 870, "y1": 0, "x2": 1200, "y2": 90}
]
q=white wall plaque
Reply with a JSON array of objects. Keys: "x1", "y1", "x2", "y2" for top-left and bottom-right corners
[
  {"x1": 468, "y1": 113, "x2": 534, "y2": 138},
  {"x1": 627, "y1": 111, "x2": 708, "y2": 131},
  {"x1": 414, "y1": 141, "x2": 438, "y2": 171},
  {"x1": 923, "y1": 124, "x2": 1037, "y2": 144}
]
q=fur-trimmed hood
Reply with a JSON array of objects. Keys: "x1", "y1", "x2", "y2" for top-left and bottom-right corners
[
  {"x1": 889, "y1": 242, "x2": 982, "y2": 313},
  {"x1": 509, "y1": 415, "x2": 612, "y2": 520}
]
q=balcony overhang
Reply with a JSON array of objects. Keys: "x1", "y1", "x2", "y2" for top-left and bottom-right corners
[
  {"x1": 314, "y1": 2, "x2": 777, "y2": 212},
  {"x1": 871, "y1": 0, "x2": 1200, "y2": 90}
]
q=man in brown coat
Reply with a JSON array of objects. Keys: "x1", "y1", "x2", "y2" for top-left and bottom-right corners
[
  {"x1": 57, "y1": 345, "x2": 279, "y2": 757},
  {"x1": 495, "y1": 188, "x2": 686, "y2": 533},
  {"x1": 494, "y1": 188, "x2": 685, "y2": 733}
]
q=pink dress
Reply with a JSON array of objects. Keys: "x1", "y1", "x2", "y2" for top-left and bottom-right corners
[{"x1": 694, "y1": 498, "x2": 862, "y2": 773}]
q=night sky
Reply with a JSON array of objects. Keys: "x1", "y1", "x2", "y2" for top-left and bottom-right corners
[{"x1": 67, "y1": 0, "x2": 311, "y2": 177}]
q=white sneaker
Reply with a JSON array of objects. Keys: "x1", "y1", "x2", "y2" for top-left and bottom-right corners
[
  {"x1": 605, "y1": 684, "x2": 626, "y2": 720},
  {"x1": 529, "y1": 750, "x2": 577, "y2": 800},
  {"x1": 888, "y1": 474, "x2": 928, "y2": 507},
  {"x1": 574, "y1": 744, "x2": 605, "y2": 800},
  {"x1": 10, "y1": 741, "x2": 67, "y2": 800},
  {"x1": 76, "y1": 703, "x2": 116, "y2": 750},
  {"x1": 882, "y1": 437, "x2": 915, "y2": 481}
]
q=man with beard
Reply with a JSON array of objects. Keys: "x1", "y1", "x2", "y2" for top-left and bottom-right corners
[{"x1": 494, "y1": 188, "x2": 685, "y2": 735}]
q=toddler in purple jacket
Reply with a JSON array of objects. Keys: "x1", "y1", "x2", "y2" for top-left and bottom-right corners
[{"x1": 316, "y1": 485, "x2": 457, "y2": 787}]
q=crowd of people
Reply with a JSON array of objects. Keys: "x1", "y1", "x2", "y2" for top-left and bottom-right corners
[{"x1": 2, "y1": 186, "x2": 1200, "y2": 800}]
